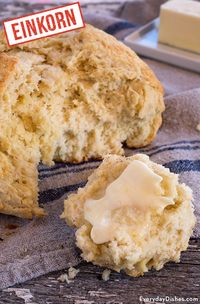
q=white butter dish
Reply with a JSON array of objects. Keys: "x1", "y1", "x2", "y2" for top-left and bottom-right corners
[{"x1": 124, "y1": 18, "x2": 200, "y2": 73}]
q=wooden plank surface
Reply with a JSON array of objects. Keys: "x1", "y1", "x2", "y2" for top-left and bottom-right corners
[{"x1": 1, "y1": 239, "x2": 200, "y2": 304}]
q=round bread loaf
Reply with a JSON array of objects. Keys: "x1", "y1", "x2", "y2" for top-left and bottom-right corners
[
  {"x1": 0, "y1": 25, "x2": 164, "y2": 218},
  {"x1": 62, "y1": 154, "x2": 196, "y2": 276}
]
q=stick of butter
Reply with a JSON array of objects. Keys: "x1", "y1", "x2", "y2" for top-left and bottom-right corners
[{"x1": 158, "y1": 0, "x2": 200, "y2": 54}]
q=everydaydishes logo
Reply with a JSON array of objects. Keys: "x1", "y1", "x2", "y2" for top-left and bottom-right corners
[{"x1": 3, "y1": 2, "x2": 85, "y2": 46}]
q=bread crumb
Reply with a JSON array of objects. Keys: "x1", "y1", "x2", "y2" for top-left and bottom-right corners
[
  {"x1": 58, "y1": 267, "x2": 79, "y2": 284},
  {"x1": 68, "y1": 267, "x2": 80, "y2": 279},
  {"x1": 197, "y1": 123, "x2": 200, "y2": 132},
  {"x1": 57, "y1": 273, "x2": 70, "y2": 284},
  {"x1": 102, "y1": 269, "x2": 111, "y2": 281}
]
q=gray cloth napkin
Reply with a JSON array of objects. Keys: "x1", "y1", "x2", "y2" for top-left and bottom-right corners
[{"x1": 0, "y1": 0, "x2": 200, "y2": 289}]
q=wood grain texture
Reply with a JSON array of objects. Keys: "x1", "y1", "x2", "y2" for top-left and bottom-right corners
[{"x1": 1, "y1": 239, "x2": 199, "y2": 304}]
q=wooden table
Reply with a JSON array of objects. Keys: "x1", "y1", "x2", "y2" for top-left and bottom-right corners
[
  {"x1": 1, "y1": 239, "x2": 200, "y2": 303},
  {"x1": 0, "y1": 1, "x2": 199, "y2": 303}
]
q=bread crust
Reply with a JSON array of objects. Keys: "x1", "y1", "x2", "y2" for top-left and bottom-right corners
[{"x1": 0, "y1": 53, "x2": 18, "y2": 95}]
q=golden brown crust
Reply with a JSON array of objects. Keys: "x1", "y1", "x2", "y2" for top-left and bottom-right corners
[
  {"x1": 0, "y1": 150, "x2": 45, "y2": 218},
  {"x1": 139, "y1": 57, "x2": 164, "y2": 95},
  {"x1": 0, "y1": 53, "x2": 18, "y2": 95},
  {"x1": 0, "y1": 201, "x2": 45, "y2": 219}
]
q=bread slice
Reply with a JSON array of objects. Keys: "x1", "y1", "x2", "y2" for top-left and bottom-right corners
[
  {"x1": 62, "y1": 154, "x2": 196, "y2": 276},
  {"x1": 0, "y1": 25, "x2": 164, "y2": 218}
]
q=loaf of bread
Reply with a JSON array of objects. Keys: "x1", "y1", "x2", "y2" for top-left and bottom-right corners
[
  {"x1": 0, "y1": 25, "x2": 164, "y2": 218},
  {"x1": 62, "y1": 154, "x2": 196, "y2": 276}
]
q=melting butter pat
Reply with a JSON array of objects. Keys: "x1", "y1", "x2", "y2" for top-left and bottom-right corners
[
  {"x1": 84, "y1": 160, "x2": 173, "y2": 244},
  {"x1": 158, "y1": 0, "x2": 200, "y2": 54}
]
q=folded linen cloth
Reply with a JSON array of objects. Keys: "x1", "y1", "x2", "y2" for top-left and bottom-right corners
[{"x1": 0, "y1": 0, "x2": 200, "y2": 289}]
